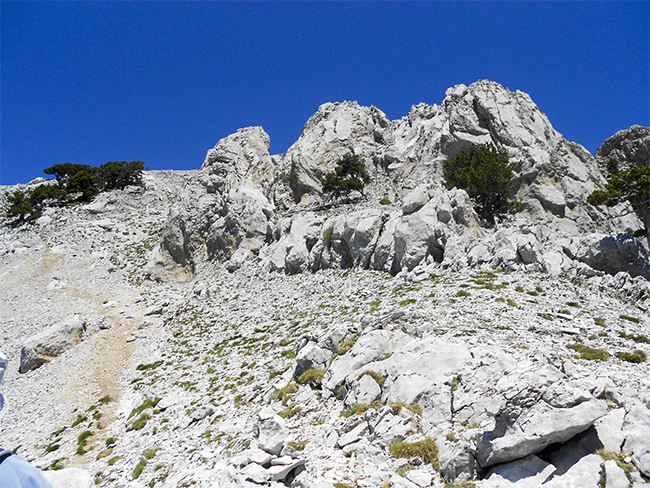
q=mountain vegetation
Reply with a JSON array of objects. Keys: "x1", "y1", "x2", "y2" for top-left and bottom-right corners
[
  {"x1": 5, "y1": 161, "x2": 144, "y2": 223},
  {"x1": 442, "y1": 143, "x2": 521, "y2": 224},
  {"x1": 322, "y1": 154, "x2": 370, "y2": 200},
  {"x1": 588, "y1": 159, "x2": 650, "y2": 248}
]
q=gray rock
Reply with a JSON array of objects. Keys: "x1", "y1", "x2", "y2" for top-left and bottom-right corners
[
  {"x1": 477, "y1": 398, "x2": 608, "y2": 468},
  {"x1": 20, "y1": 315, "x2": 91, "y2": 373},
  {"x1": 438, "y1": 439, "x2": 476, "y2": 483},
  {"x1": 483, "y1": 454, "x2": 555, "y2": 488},
  {"x1": 257, "y1": 407, "x2": 287, "y2": 456}
]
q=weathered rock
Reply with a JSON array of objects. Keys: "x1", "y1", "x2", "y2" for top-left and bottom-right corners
[
  {"x1": 483, "y1": 454, "x2": 555, "y2": 488},
  {"x1": 477, "y1": 398, "x2": 608, "y2": 468},
  {"x1": 257, "y1": 407, "x2": 287, "y2": 456},
  {"x1": 438, "y1": 438, "x2": 476, "y2": 483},
  {"x1": 20, "y1": 315, "x2": 91, "y2": 373}
]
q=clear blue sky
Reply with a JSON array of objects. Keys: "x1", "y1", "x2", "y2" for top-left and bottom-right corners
[{"x1": 1, "y1": 1, "x2": 648, "y2": 185}]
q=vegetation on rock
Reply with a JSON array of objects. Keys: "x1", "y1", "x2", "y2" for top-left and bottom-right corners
[
  {"x1": 322, "y1": 154, "x2": 370, "y2": 200},
  {"x1": 588, "y1": 159, "x2": 650, "y2": 248},
  {"x1": 443, "y1": 143, "x2": 521, "y2": 224},
  {"x1": 5, "y1": 160, "x2": 145, "y2": 223}
]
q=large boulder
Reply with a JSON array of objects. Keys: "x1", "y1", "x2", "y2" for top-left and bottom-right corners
[{"x1": 20, "y1": 315, "x2": 94, "y2": 373}]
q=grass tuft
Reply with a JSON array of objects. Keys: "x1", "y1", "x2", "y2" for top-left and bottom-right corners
[
  {"x1": 615, "y1": 350, "x2": 647, "y2": 363},
  {"x1": 297, "y1": 368, "x2": 326, "y2": 385},
  {"x1": 566, "y1": 344, "x2": 610, "y2": 361},
  {"x1": 389, "y1": 438, "x2": 439, "y2": 469}
]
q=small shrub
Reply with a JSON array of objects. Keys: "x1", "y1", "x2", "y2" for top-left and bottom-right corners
[
  {"x1": 617, "y1": 331, "x2": 650, "y2": 344},
  {"x1": 287, "y1": 440, "x2": 308, "y2": 451},
  {"x1": 398, "y1": 298, "x2": 416, "y2": 306},
  {"x1": 595, "y1": 318, "x2": 606, "y2": 327},
  {"x1": 442, "y1": 143, "x2": 522, "y2": 223},
  {"x1": 495, "y1": 297, "x2": 505, "y2": 303},
  {"x1": 507, "y1": 299, "x2": 517, "y2": 307},
  {"x1": 341, "y1": 401, "x2": 381, "y2": 418},
  {"x1": 280, "y1": 349, "x2": 296, "y2": 359},
  {"x1": 107, "y1": 456, "x2": 122, "y2": 466},
  {"x1": 128, "y1": 398, "x2": 160, "y2": 420},
  {"x1": 136, "y1": 361, "x2": 164, "y2": 371},
  {"x1": 379, "y1": 198, "x2": 391, "y2": 205},
  {"x1": 566, "y1": 302, "x2": 580, "y2": 308},
  {"x1": 620, "y1": 315, "x2": 642, "y2": 324},
  {"x1": 270, "y1": 383, "x2": 298, "y2": 405},
  {"x1": 514, "y1": 286, "x2": 524, "y2": 293},
  {"x1": 45, "y1": 444, "x2": 60, "y2": 453},
  {"x1": 566, "y1": 344, "x2": 610, "y2": 361},
  {"x1": 615, "y1": 350, "x2": 647, "y2": 363},
  {"x1": 337, "y1": 337, "x2": 358, "y2": 356},
  {"x1": 455, "y1": 290, "x2": 470, "y2": 297},
  {"x1": 297, "y1": 368, "x2": 326, "y2": 385},
  {"x1": 128, "y1": 414, "x2": 151, "y2": 431},
  {"x1": 71, "y1": 415, "x2": 87, "y2": 428},
  {"x1": 132, "y1": 458, "x2": 147, "y2": 479},
  {"x1": 278, "y1": 406, "x2": 302, "y2": 419},
  {"x1": 322, "y1": 154, "x2": 370, "y2": 200},
  {"x1": 76, "y1": 431, "x2": 93, "y2": 455},
  {"x1": 322, "y1": 226, "x2": 334, "y2": 247},
  {"x1": 389, "y1": 438, "x2": 439, "y2": 469},
  {"x1": 105, "y1": 437, "x2": 116, "y2": 447},
  {"x1": 49, "y1": 458, "x2": 66, "y2": 471}
]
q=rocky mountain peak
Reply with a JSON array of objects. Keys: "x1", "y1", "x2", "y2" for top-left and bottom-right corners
[{"x1": 596, "y1": 124, "x2": 650, "y2": 173}]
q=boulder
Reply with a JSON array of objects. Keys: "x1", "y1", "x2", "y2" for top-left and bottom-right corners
[
  {"x1": 476, "y1": 398, "x2": 608, "y2": 468},
  {"x1": 257, "y1": 407, "x2": 287, "y2": 456},
  {"x1": 20, "y1": 315, "x2": 92, "y2": 373}
]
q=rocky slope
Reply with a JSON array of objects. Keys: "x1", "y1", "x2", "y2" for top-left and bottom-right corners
[{"x1": 0, "y1": 80, "x2": 649, "y2": 488}]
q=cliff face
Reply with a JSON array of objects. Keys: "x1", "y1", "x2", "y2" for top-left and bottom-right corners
[{"x1": 154, "y1": 80, "x2": 649, "y2": 281}]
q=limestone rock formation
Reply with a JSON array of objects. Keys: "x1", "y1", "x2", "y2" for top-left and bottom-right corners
[
  {"x1": 20, "y1": 315, "x2": 96, "y2": 373},
  {"x1": 152, "y1": 80, "x2": 649, "y2": 285}
]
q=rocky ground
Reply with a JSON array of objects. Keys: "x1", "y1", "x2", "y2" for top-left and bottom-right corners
[{"x1": 0, "y1": 171, "x2": 649, "y2": 488}]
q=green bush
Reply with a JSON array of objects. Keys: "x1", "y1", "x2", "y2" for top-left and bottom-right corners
[
  {"x1": 322, "y1": 154, "x2": 370, "y2": 200},
  {"x1": 588, "y1": 160, "x2": 650, "y2": 248},
  {"x1": 5, "y1": 161, "x2": 144, "y2": 224},
  {"x1": 566, "y1": 344, "x2": 610, "y2": 361},
  {"x1": 615, "y1": 350, "x2": 647, "y2": 363},
  {"x1": 389, "y1": 438, "x2": 439, "y2": 469},
  {"x1": 443, "y1": 143, "x2": 521, "y2": 223}
]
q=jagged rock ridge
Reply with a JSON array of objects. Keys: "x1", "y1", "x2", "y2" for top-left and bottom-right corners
[{"x1": 154, "y1": 80, "x2": 649, "y2": 286}]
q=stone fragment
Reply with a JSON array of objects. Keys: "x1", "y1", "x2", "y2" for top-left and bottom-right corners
[
  {"x1": 257, "y1": 407, "x2": 287, "y2": 456},
  {"x1": 405, "y1": 468, "x2": 432, "y2": 487},
  {"x1": 338, "y1": 422, "x2": 369, "y2": 447}
]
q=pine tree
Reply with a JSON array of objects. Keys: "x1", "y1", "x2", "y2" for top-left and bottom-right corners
[{"x1": 588, "y1": 160, "x2": 650, "y2": 249}]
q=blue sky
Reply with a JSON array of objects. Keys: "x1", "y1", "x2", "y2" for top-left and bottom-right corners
[{"x1": 1, "y1": 1, "x2": 648, "y2": 185}]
